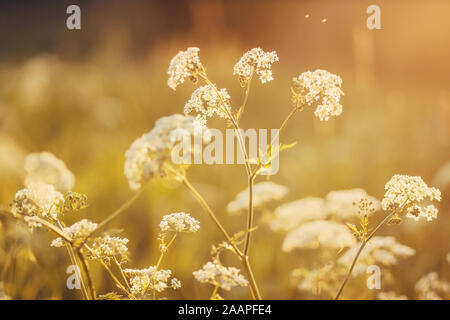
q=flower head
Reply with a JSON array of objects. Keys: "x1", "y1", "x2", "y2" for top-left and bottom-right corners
[
  {"x1": 88, "y1": 235, "x2": 129, "y2": 264},
  {"x1": 50, "y1": 219, "x2": 98, "y2": 247},
  {"x1": 282, "y1": 220, "x2": 356, "y2": 252},
  {"x1": 325, "y1": 189, "x2": 380, "y2": 221},
  {"x1": 291, "y1": 69, "x2": 344, "y2": 121},
  {"x1": 11, "y1": 182, "x2": 64, "y2": 221},
  {"x1": 124, "y1": 266, "x2": 178, "y2": 296},
  {"x1": 168, "y1": 47, "x2": 204, "y2": 90},
  {"x1": 159, "y1": 212, "x2": 200, "y2": 233},
  {"x1": 124, "y1": 114, "x2": 210, "y2": 190},
  {"x1": 270, "y1": 197, "x2": 327, "y2": 232},
  {"x1": 233, "y1": 48, "x2": 279, "y2": 86},
  {"x1": 227, "y1": 182, "x2": 288, "y2": 215},
  {"x1": 24, "y1": 152, "x2": 75, "y2": 192},
  {"x1": 338, "y1": 236, "x2": 415, "y2": 276},
  {"x1": 415, "y1": 272, "x2": 450, "y2": 300},
  {"x1": 382, "y1": 174, "x2": 441, "y2": 222},
  {"x1": 193, "y1": 261, "x2": 248, "y2": 291},
  {"x1": 184, "y1": 84, "x2": 231, "y2": 127}
]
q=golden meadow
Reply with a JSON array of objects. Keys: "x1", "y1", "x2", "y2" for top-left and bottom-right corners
[{"x1": 0, "y1": 1, "x2": 449, "y2": 300}]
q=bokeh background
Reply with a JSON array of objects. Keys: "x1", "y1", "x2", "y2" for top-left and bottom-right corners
[{"x1": 0, "y1": 0, "x2": 449, "y2": 299}]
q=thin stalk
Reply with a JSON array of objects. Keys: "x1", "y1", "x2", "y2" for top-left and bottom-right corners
[
  {"x1": 84, "y1": 245, "x2": 133, "y2": 298},
  {"x1": 54, "y1": 220, "x2": 89, "y2": 300},
  {"x1": 334, "y1": 208, "x2": 400, "y2": 300},
  {"x1": 243, "y1": 174, "x2": 256, "y2": 255},
  {"x1": 236, "y1": 76, "x2": 253, "y2": 123},
  {"x1": 155, "y1": 233, "x2": 177, "y2": 270},
  {"x1": 210, "y1": 285, "x2": 220, "y2": 300},
  {"x1": 92, "y1": 188, "x2": 144, "y2": 236},
  {"x1": 114, "y1": 258, "x2": 131, "y2": 293},
  {"x1": 182, "y1": 177, "x2": 242, "y2": 257},
  {"x1": 76, "y1": 249, "x2": 97, "y2": 300}
]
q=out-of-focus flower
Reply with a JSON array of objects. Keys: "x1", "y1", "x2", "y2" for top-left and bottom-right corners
[
  {"x1": 184, "y1": 84, "x2": 231, "y2": 127},
  {"x1": 325, "y1": 189, "x2": 380, "y2": 221},
  {"x1": 270, "y1": 197, "x2": 327, "y2": 232},
  {"x1": 159, "y1": 212, "x2": 200, "y2": 233},
  {"x1": 233, "y1": 48, "x2": 279, "y2": 86},
  {"x1": 415, "y1": 272, "x2": 450, "y2": 300},
  {"x1": 0, "y1": 283, "x2": 10, "y2": 300},
  {"x1": 124, "y1": 114, "x2": 210, "y2": 190},
  {"x1": 50, "y1": 219, "x2": 98, "y2": 247},
  {"x1": 282, "y1": 220, "x2": 356, "y2": 252},
  {"x1": 377, "y1": 291, "x2": 408, "y2": 300},
  {"x1": 291, "y1": 69, "x2": 344, "y2": 121},
  {"x1": 227, "y1": 182, "x2": 288, "y2": 215},
  {"x1": 433, "y1": 161, "x2": 450, "y2": 190},
  {"x1": 193, "y1": 261, "x2": 248, "y2": 291},
  {"x1": 124, "y1": 266, "x2": 178, "y2": 296},
  {"x1": 24, "y1": 152, "x2": 75, "y2": 192},
  {"x1": 382, "y1": 174, "x2": 441, "y2": 222},
  {"x1": 168, "y1": 47, "x2": 204, "y2": 90},
  {"x1": 293, "y1": 264, "x2": 341, "y2": 297},
  {"x1": 338, "y1": 236, "x2": 415, "y2": 276},
  {"x1": 11, "y1": 182, "x2": 64, "y2": 221}
]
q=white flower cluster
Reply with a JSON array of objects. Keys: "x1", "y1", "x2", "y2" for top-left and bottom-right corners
[
  {"x1": 168, "y1": 47, "x2": 204, "y2": 90},
  {"x1": 124, "y1": 114, "x2": 210, "y2": 190},
  {"x1": 24, "y1": 152, "x2": 75, "y2": 192},
  {"x1": 184, "y1": 84, "x2": 231, "y2": 127},
  {"x1": 282, "y1": 220, "x2": 356, "y2": 252},
  {"x1": 382, "y1": 174, "x2": 441, "y2": 222},
  {"x1": 88, "y1": 235, "x2": 129, "y2": 264},
  {"x1": 233, "y1": 48, "x2": 279, "y2": 86},
  {"x1": 50, "y1": 219, "x2": 98, "y2": 247},
  {"x1": 269, "y1": 197, "x2": 327, "y2": 232},
  {"x1": 227, "y1": 181, "x2": 288, "y2": 215},
  {"x1": 124, "y1": 266, "x2": 180, "y2": 296},
  {"x1": 193, "y1": 261, "x2": 248, "y2": 291},
  {"x1": 415, "y1": 272, "x2": 450, "y2": 300},
  {"x1": 338, "y1": 236, "x2": 416, "y2": 275},
  {"x1": 159, "y1": 212, "x2": 200, "y2": 233},
  {"x1": 11, "y1": 182, "x2": 64, "y2": 220},
  {"x1": 269, "y1": 189, "x2": 380, "y2": 232},
  {"x1": 292, "y1": 69, "x2": 344, "y2": 121},
  {"x1": 325, "y1": 188, "x2": 380, "y2": 220}
]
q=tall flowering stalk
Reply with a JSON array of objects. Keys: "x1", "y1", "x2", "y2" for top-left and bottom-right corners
[
  {"x1": 334, "y1": 175, "x2": 441, "y2": 300},
  {"x1": 166, "y1": 47, "x2": 345, "y2": 300}
]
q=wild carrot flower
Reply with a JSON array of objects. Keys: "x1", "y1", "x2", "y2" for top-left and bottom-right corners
[
  {"x1": 270, "y1": 197, "x2": 327, "y2": 232},
  {"x1": 124, "y1": 267, "x2": 179, "y2": 296},
  {"x1": 381, "y1": 174, "x2": 441, "y2": 222},
  {"x1": 24, "y1": 152, "x2": 75, "y2": 192},
  {"x1": 291, "y1": 69, "x2": 344, "y2": 121},
  {"x1": 168, "y1": 47, "x2": 204, "y2": 90},
  {"x1": 338, "y1": 236, "x2": 415, "y2": 275},
  {"x1": 88, "y1": 235, "x2": 129, "y2": 264},
  {"x1": 159, "y1": 212, "x2": 200, "y2": 233},
  {"x1": 11, "y1": 182, "x2": 64, "y2": 221},
  {"x1": 233, "y1": 48, "x2": 279, "y2": 86},
  {"x1": 184, "y1": 84, "x2": 231, "y2": 127},
  {"x1": 124, "y1": 114, "x2": 210, "y2": 190},
  {"x1": 50, "y1": 219, "x2": 98, "y2": 247},
  {"x1": 282, "y1": 220, "x2": 356, "y2": 252},
  {"x1": 193, "y1": 261, "x2": 248, "y2": 291},
  {"x1": 227, "y1": 181, "x2": 288, "y2": 215}
]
